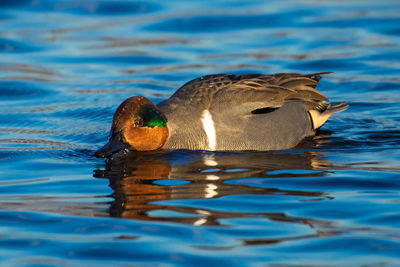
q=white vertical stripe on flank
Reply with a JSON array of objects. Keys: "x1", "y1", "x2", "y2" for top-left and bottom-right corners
[{"x1": 200, "y1": 109, "x2": 216, "y2": 150}]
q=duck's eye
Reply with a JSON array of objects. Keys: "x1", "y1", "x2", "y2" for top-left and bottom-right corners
[{"x1": 133, "y1": 118, "x2": 144, "y2": 127}]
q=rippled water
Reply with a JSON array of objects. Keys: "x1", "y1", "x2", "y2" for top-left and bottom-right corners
[{"x1": 1, "y1": 0, "x2": 400, "y2": 265}]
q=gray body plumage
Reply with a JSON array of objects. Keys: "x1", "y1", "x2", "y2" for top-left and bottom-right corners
[{"x1": 157, "y1": 73, "x2": 347, "y2": 151}]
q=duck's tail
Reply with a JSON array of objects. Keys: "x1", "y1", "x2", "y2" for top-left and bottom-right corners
[{"x1": 308, "y1": 101, "x2": 349, "y2": 130}]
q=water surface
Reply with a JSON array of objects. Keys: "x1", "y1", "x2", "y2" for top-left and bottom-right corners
[{"x1": 0, "y1": 0, "x2": 400, "y2": 266}]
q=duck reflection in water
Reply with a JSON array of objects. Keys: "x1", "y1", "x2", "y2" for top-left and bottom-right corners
[{"x1": 94, "y1": 145, "x2": 336, "y2": 234}]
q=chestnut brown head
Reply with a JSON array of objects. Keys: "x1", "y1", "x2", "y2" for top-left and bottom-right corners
[{"x1": 94, "y1": 96, "x2": 169, "y2": 158}]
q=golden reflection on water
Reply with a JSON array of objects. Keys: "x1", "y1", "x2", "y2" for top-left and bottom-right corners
[{"x1": 94, "y1": 149, "x2": 335, "y2": 237}]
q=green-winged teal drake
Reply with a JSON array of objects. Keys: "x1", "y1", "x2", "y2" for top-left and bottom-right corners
[{"x1": 95, "y1": 72, "x2": 348, "y2": 157}]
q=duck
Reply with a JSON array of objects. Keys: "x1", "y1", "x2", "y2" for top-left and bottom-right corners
[{"x1": 94, "y1": 72, "x2": 348, "y2": 158}]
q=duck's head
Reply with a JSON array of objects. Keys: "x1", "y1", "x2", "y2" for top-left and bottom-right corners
[{"x1": 94, "y1": 96, "x2": 169, "y2": 158}]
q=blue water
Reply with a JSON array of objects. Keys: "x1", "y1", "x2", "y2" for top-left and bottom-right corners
[{"x1": 1, "y1": 0, "x2": 400, "y2": 266}]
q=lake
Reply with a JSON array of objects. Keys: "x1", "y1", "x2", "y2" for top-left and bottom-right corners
[{"x1": 0, "y1": 0, "x2": 399, "y2": 266}]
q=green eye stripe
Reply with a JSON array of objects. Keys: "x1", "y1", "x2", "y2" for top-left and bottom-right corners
[
  {"x1": 133, "y1": 105, "x2": 167, "y2": 128},
  {"x1": 147, "y1": 118, "x2": 167, "y2": 128}
]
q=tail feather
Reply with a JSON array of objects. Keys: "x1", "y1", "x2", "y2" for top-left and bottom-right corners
[
  {"x1": 308, "y1": 102, "x2": 349, "y2": 130},
  {"x1": 326, "y1": 101, "x2": 349, "y2": 114}
]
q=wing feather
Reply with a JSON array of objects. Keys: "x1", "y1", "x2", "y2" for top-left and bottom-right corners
[{"x1": 166, "y1": 72, "x2": 331, "y2": 113}]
